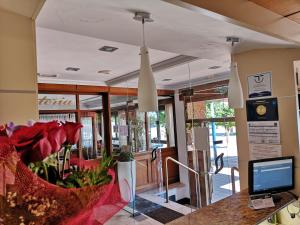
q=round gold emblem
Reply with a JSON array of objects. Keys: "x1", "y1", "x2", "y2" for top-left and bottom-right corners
[{"x1": 256, "y1": 105, "x2": 267, "y2": 116}]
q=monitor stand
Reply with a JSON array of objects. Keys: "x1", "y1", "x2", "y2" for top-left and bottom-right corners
[
  {"x1": 250, "y1": 193, "x2": 282, "y2": 202},
  {"x1": 271, "y1": 194, "x2": 282, "y2": 203}
]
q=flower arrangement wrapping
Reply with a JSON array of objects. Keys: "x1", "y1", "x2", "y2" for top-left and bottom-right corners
[{"x1": 0, "y1": 122, "x2": 128, "y2": 225}]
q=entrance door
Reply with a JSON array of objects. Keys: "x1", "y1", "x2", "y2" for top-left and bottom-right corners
[
  {"x1": 207, "y1": 120, "x2": 240, "y2": 203},
  {"x1": 185, "y1": 98, "x2": 240, "y2": 205}
]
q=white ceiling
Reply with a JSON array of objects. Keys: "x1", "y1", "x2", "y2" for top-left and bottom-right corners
[
  {"x1": 36, "y1": 0, "x2": 297, "y2": 89},
  {"x1": 36, "y1": 27, "x2": 177, "y2": 86}
]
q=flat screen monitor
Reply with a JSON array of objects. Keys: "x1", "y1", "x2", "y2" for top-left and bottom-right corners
[{"x1": 248, "y1": 156, "x2": 294, "y2": 195}]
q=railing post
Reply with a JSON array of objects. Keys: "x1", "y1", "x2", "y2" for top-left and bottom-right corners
[
  {"x1": 165, "y1": 157, "x2": 202, "y2": 208},
  {"x1": 165, "y1": 158, "x2": 169, "y2": 203},
  {"x1": 231, "y1": 167, "x2": 239, "y2": 194}
]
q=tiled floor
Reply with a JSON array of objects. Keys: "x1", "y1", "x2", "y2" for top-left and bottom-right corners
[
  {"x1": 105, "y1": 209, "x2": 162, "y2": 225},
  {"x1": 105, "y1": 184, "x2": 194, "y2": 225},
  {"x1": 106, "y1": 154, "x2": 240, "y2": 224},
  {"x1": 211, "y1": 155, "x2": 240, "y2": 203}
]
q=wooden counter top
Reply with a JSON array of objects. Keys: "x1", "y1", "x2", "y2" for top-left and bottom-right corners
[{"x1": 167, "y1": 189, "x2": 295, "y2": 225}]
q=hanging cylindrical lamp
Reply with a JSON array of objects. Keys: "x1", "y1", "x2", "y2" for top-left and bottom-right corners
[
  {"x1": 227, "y1": 37, "x2": 244, "y2": 109},
  {"x1": 134, "y1": 12, "x2": 158, "y2": 112}
]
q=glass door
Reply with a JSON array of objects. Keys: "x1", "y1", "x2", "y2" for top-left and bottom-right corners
[
  {"x1": 185, "y1": 98, "x2": 240, "y2": 205},
  {"x1": 80, "y1": 112, "x2": 97, "y2": 159},
  {"x1": 207, "y1": 120, "x2": 239, "y2": 203}
]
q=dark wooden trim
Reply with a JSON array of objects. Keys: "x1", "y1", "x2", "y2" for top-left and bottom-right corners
[
  {"x1": 77, "y1": 85, "x2": 109, "y2": 93},
  {"x1": 38, "y1": 83, "x2": 76, "y2": 92},
  {"x1": 109, "y1": 87, "x2": 138, "y2": 96},
  {"x1": 38, "y1": 83, "x2": 109, "y2": 93},
  {"x1": 38, "y1": 83, "x2": 174, "y2": 96},
  {"x1": 39, "y1": 110, "x2": 78, "y2": 114},
  {"x1": 157, "y1": 89, "x2": 175, "y2": 96},
  {"x1": 186, "y1": 117, "x2": 235, "y2": 123},
  {"x1": 172, "y1": 99, "x2": 178, "y2": 154},
  {"x1": 109, "y1": 86, "x2": 175, "y2": 96},
  {"x1": 158, "y1": 97, "x2": 174, "y2": 106},
  {"x1": 102, "y1": 93, "x2": 112, "y2": 155},
  {"x1": 179, "y1": 80, "x2": 229, "y2": 101}
]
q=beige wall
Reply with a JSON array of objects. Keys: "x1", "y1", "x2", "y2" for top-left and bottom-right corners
[
  {"x1": 234, "y1": 48, "x2": 300, "y2": 194},
  {"x1": 0, "y1": 9, "x2": 38, "y2": 124}
]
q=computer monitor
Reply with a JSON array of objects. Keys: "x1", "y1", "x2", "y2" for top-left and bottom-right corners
[{"x1": 248, "y1": 156, "x2": 294, "y2": 195}]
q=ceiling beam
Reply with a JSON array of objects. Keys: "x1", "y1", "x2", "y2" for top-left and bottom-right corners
[{"x1": 105, "y1": 55, "x2": 198, "y2": 86}]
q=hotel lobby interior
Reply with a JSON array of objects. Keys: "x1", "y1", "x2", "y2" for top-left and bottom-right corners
[{"x1": 2, "y1": 0, "x2": 300, "y2": 224}]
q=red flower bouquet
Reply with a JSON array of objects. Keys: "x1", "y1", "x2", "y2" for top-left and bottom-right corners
[
  {"x1": 10, "y1": 121, "x2": 67, "y2": 164},
  {"x1": 0, "y1": 121, "x2": 126, "y2": 225}
]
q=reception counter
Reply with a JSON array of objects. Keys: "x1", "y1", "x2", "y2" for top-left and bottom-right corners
[{"x1": 167, "y1": 189, "x2": 296, "y2": 225}]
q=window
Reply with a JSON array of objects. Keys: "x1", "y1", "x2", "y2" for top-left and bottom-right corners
[
  {"x1": 148, "y1": 104, "x2": 175, "y2": 148},
  {"x1": 110, "y1": 95, "x2": 175, "y2": 152}
]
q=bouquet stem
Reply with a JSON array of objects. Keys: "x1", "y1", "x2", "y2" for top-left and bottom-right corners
[
  {"x1": 42, "y1": 162, "x2": 49, "y2": 182},
  {"x1": 62, "y1": 145, "x2": 71, "y2": 179}
]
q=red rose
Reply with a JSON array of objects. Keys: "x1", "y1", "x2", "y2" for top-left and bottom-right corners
[
  {"x1": 62, "y1": 122, "x2": 83, "y2": 145},
  {"x1": 10, "y1": 121, "x2": 66, "y2": 164}
]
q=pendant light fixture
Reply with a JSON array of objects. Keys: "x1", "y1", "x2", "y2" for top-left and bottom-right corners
[
  {"x1": 227, "y1": 37, "x2": 244, "y2": 109},
  {"x1": 134, "y1": 11, "x2": 158, "y2": 112}
]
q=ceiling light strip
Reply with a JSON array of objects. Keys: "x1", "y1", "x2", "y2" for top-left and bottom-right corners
[{"x1": 105, "y1": 55, "x2": 198, "y2": 86}]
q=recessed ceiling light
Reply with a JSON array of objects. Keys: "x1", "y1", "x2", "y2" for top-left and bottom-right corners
[
  {"x1": 162, "y1": 78, "x2": 172, "y2": 82},
  {"x1": 65, "y1": 67, "x2": 80, "y2": 71},
  {"x1": 208, "y1": 66, "x2": 221, "y2": 69},
  {"x1": 37, "y1": 73, "x2": 59, "y2": 78},
  {"x1": 97, "y1": 70, "x2": 111, "y2": 74},
  {"x1": 99, "y1": 46, "x2": 118, "y2": 52}
]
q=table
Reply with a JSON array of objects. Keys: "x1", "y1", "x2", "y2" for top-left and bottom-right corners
[{"x1": 167, "y1": 189, "x2": 296, "y2": 225}]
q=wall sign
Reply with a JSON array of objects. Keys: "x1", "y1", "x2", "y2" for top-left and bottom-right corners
[
  {"x1": 248, "y1": 72, "x2": 272, "y2": 98},
  {"x1": 247, "y1": 121, "x2": 280, "y2": 144},
  {"x1": 38, "y1": 94, "x2": 76, "y2": 110},
  {"x1": 246, "y1": 98, "x2": 278, "y2": 121}
]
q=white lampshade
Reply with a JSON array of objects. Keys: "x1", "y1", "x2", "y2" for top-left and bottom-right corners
[
  {"x1": 228, "y1": 62, "x2": 244, "y2": 109},
  {"x1": 138, "y1": 46, "x2": 158, "y2": 112}
]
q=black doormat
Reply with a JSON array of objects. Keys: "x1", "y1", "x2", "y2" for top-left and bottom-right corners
[{"x1": 130, "y1": 196, "x2": 184, "y2": 224}]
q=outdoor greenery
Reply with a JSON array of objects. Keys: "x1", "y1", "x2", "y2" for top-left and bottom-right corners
[
  {"x1": 205, "y1": 100, "x2": 235, "y2": 133},
  {"x1": 148, "y1": 111, "x2": 166, "y2": 128}
]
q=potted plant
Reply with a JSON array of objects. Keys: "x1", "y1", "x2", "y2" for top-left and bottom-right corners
[{"x1": 117, "y1": 151, "x2": 136, "y2": 202}]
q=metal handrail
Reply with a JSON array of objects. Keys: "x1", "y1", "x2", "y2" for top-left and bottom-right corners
[
  {"x1": 231, "y1": 167, "x2": 239, "y2": 194},
  {"x1": 165, "y1": 157, "x2": 202, "y2": 208}
]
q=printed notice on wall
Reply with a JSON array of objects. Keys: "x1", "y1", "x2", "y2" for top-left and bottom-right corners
[
  {"x1": 247, "y1": 121, "x2": 280, "y2": 144},
  {"x1": 249, "y1": 144, "x2": 282, "y2": 160},
  {"x1": 248, "y1": 72, "x2": 272, "y2": 98}
]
